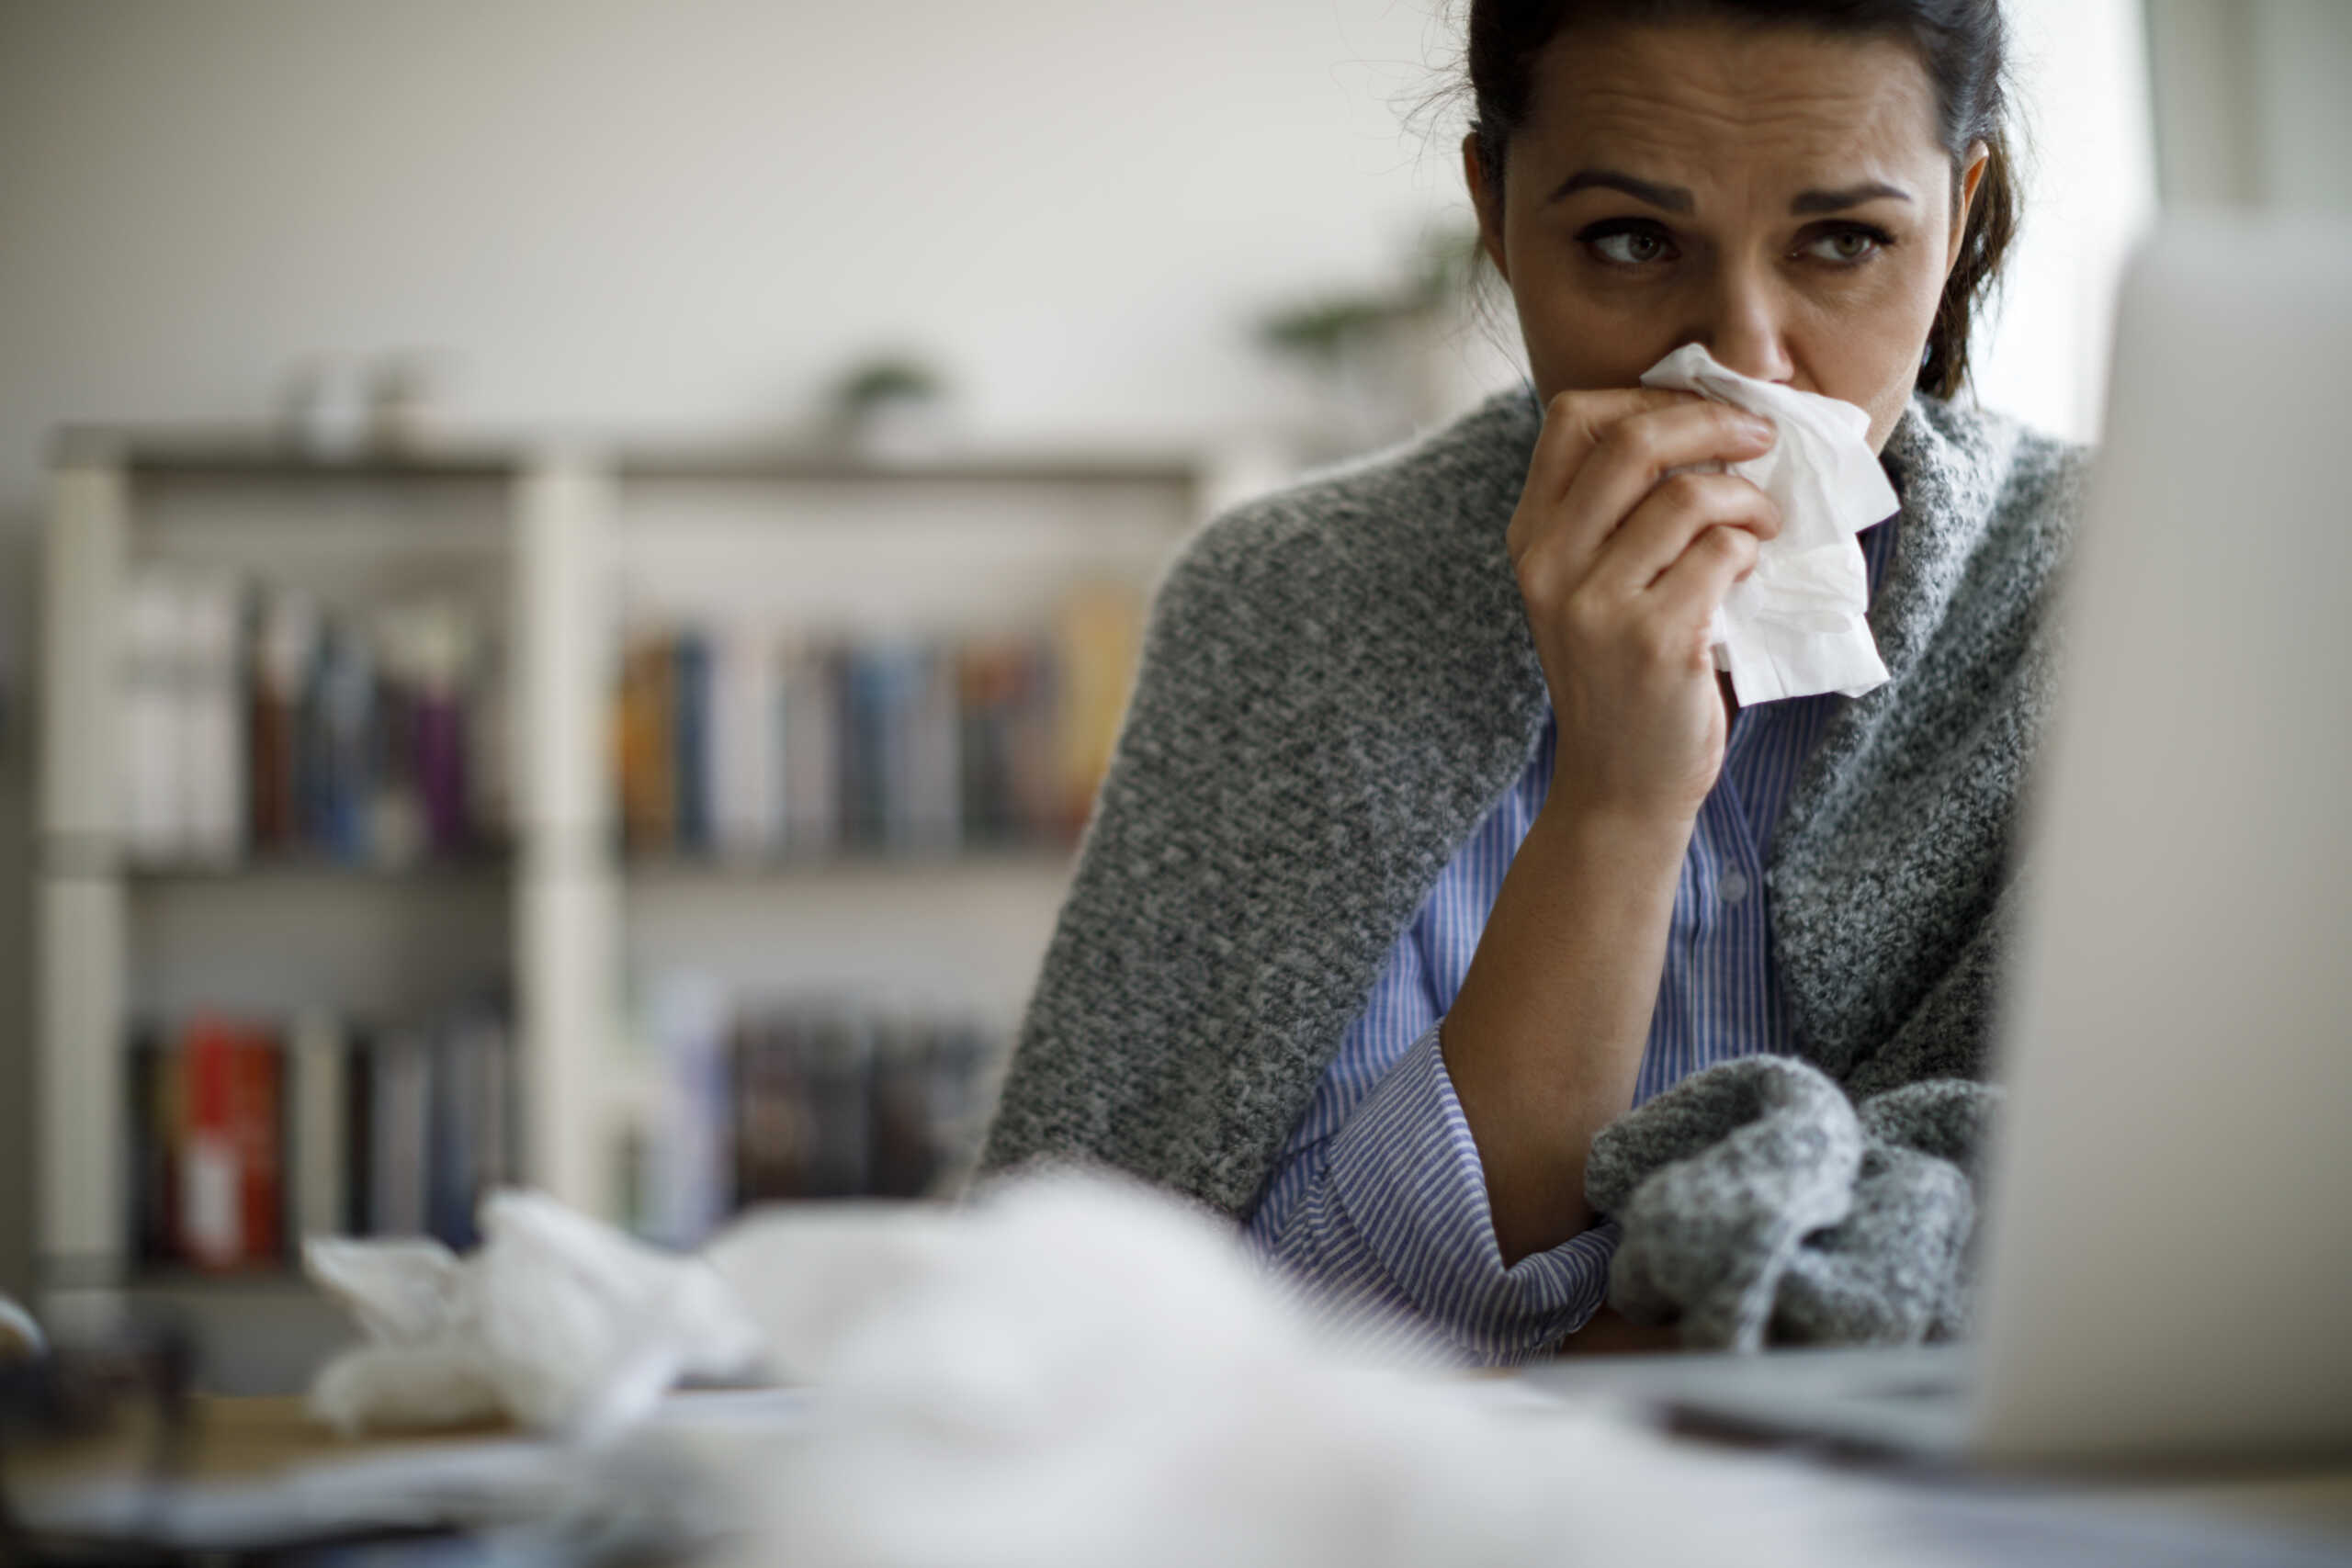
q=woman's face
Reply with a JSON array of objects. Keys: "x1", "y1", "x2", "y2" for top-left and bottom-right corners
[{"x1": 1466, "y1": 21, "x2": 1988, "y2": 453}]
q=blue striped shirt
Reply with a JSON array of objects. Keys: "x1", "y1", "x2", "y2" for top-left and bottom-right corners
[{"x1": 1245, "y1": 516, "x2": 1900, "y2": 1363}]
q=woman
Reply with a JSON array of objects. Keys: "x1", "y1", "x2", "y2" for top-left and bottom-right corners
[{"x1": 981, "y1": 0, "x2": 2082, "y2": 1363}]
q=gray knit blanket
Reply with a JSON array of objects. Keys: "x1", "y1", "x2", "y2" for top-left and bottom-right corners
[
  {"x1": 979, "y1": 383, "x2": 2083, "y2": 1348},
  {"x1": 1586, "y1": 1055, "x2": 2000, "y2": 1351}
]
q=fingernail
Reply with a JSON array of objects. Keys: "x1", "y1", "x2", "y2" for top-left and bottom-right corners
[{"x1": 1741, "y1": 413, "x2": 1776, "y2": 440}]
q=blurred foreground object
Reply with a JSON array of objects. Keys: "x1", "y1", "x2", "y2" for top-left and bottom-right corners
[
  {"x1": 0, "y1": 1299, "x2": 43, "y2": 1361},
  {"x1": 18, "y1": 1176, "x2": 2342, "y2": 1568},
  {"x1": 296, "y1": 1171, "x2": 1936, "y2": 1566}
]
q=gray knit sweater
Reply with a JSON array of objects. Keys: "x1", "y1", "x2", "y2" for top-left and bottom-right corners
[
  {"x1": 1584, "y1": 1055, "x2": 2001, "y2": 1349},
  {"x1": 979, "y1": 383, "x2": 2086, "y2": 1224}
]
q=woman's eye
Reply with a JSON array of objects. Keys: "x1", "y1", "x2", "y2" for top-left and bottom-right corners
[
  {"x1": 1803, "y1": 226, "x2": 1890, "y2": 265},
  {"x1": 1588, "y1": 227, "x2": 1672, "y2": 265}
]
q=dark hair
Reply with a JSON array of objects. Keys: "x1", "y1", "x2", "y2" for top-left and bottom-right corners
[{"x1": 1464, "y1": 0, "x2": 2017, "y2": 399}]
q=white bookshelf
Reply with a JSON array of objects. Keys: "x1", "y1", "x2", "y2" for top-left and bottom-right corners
[{"x1": 35, "y1": 429, "x2": 1216, "y2": 1325}]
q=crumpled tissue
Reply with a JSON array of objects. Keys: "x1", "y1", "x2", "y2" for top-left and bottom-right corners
[
  {"x1": 1638, "y1": 343, "x2": 1899, "y2": 705},
  {"x1": 305, "y1": 1190, "x2": 972, "y2": 1439},
  {"x1": 306, "y1": 1190, "x2": 769, "y2": 1441},
  {"x1": 705, "y1": 1170, "x2": 1911, "y2": 1568},
  {"x1": 307, "y1": 1173, "x2": 1932, "y2": 1566}
]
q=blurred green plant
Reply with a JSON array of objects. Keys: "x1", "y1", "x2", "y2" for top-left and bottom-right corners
[
  {"x1": 831, "y1": 355, "x2": 946, "y2": 415},
  {"x1": 1256, "y1": 225, "x2": 1486, "y2": 367}
]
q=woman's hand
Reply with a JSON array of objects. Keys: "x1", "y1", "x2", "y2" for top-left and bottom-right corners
[{"x1": 1507, "y1": 388, "x2": 1781, "y2": 829}]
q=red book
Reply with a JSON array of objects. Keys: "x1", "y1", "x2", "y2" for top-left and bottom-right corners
[
  {"x1": 178, "y1": 1018, "x2": 242, "y2": 1269},
  {"x1": 175, "y1": 1018, "x2": 286, "y2": 1269}
]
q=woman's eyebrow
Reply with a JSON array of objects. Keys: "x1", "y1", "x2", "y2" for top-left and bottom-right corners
[
  {"x1": 1545, "y1": 170, "x2": 1913, "y2": 216},
  {"x1": 1546, "y1": 168, "x2": 1692, "y2": 211},
  {"x1": 1789, "y1": 182, "x2": 1913, "y2": 213}
]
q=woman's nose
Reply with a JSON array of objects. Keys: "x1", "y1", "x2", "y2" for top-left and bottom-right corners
[{"x1": 1700, "y1": 273, "x2": 1796, "y2": 384}]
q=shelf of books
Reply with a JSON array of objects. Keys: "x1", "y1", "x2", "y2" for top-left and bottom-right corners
[
  {"x1": 602, "y1": 455, "x2": 1193, "y2": 1245},
  {"x1": 36, "y1": 446, "x2": 538, "y2": 1331},
  {"x1": 38, "y1": 433, "x2": 1206, "y2": 1327}
]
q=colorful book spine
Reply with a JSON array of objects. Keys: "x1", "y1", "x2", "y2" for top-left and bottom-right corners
[
  {"x1": 127, "y1": 1030, "x2": 177, "y2": 1267},
  {"x1": 121, "y1": 570, "x2": 187, "y2": 863},
  {"x1": 180, "y1": 577, "x2": 248, "y2": 865},
  {"x1": 127, "y1": 1001, "x2": 515, "y2": 1267},
  {"x1": 401, "y1": 599, "x2": 474, "y2": 859},
  {"x1": 730, "y1": 1011, "x2": 812, "y2": 1203},
  {"x1": 119, "y1": 570, "x2": 503, "y2": 870},
  {"x1": 1053, "y1": 580, "x2": 1144, "y2": 836},
  {"x1": 172, "y1": 1017, "x2": 282, "y2": 1270},
  {"x1": 647, "y1": 988, "x2": 1011, "y2": 1228},
  {"x1": 612, "y1": 581, "x2": 1147, "y2": 861},
  {"x1": 617, "y1": 635, "x2": 676, "y2": 852},
  {"x1": 643, "y1": 976, "x2": 730, "y2": 1247},
  {"x1": 673, "y1": 629, "x2": 713, "y2": 855},
  {"x1": 711, "y1": 624, "x2": 781, "y2": 860},
  {"x1": 780, "y1": 638, "x2": 840, "y2": 857},
  {"x1": 368, "y1": 1031, "x2": 430, "y2": 1240},
  {"x1": 905, "y1": 643, "x2": 961, "y2": 852},
  {"x1": 248, "y1": 589, "x2": 316, "y2": 852},
  {"x1": 178, "y1": 1020, "x2": 241, "y2": 1269},
  {"x1": 289, "y1": 1010, "x2": 347, "y2": 1246}
]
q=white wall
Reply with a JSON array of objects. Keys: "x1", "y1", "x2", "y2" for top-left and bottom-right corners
[
  {"x1": 0, "y1": 0, "x2": 1477, "y2": 475},
  {"x1": 2147, "y1": 0, "x2": 2352, "y2": 214},
  {"x1": 2245, "y1": 1, "x2": 2352, "y2": 213},
  {"x1": 1966, "y1": 0, "x2": 2157, "y2": 444},
  {"x1": 0, "y1": 0, "x2": 2157, "y2": 497}
]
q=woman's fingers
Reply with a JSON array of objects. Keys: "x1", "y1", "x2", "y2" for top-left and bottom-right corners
[
  {"x1": 1510, "y1": 389, "x2": 1692, "y2": 567},
  {"x1": 1505, "y1": 386, "x2": 1784, "y2": 824},
  {"x1": 1516, "y1": 386, "x2": 1692, "y2": 516},
  {"x1": 1648, "y1": 523, "x2": 1761, "y2": 649},
  {"x1": 1555, "y1": 399, "x2": 1774, "y2": 558},
  {"x1": 1511, "y1": 397, "x2": 1776, "y2": 595},
  {"x1": 1589, "y1": 471, "x2": 1781, "y2": 600}
]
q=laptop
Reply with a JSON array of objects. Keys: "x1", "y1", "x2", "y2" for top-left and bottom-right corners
[{"x1": 1529, "y1": 213, "x2": 2352, "y2": 1469}]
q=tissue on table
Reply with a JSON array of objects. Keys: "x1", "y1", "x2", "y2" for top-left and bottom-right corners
[
  {"x1": 707, "y1": 1170, "x2": 1926, "y2": 1568},
  {"x1": 1638, "y1": 343, "x2": 1899, "y2": 705},
  {"x1": 306, "y1": 1190, "x2": 770, "y2": 1440},
  {"x1": 304, "y1": 1189, "x2": 967, "y2": 1439},
  {"x1": 305, "y1": 1174, "x2": 1939, "y2": 1568}
]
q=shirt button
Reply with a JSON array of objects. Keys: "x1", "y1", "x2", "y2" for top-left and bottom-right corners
[{"x1": 1719, "y1": 870, "x2": 1751, "y2": 906}]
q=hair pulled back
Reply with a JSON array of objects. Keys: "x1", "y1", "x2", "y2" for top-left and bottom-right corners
[{"x1": 1464, "y1": 0, "x2": 2017, "y2": 399}]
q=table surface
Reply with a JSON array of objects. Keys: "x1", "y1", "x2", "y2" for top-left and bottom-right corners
[
  {"x1": 12, "y1": 1391, "x2": 2352, "y2": 1552},
  {"x1": 11, "y1": 1393, "x2": 513, "y2": 1487}
]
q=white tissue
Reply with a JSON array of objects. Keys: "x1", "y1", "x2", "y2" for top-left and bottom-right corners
[
  {"x1": 304, "y1": 1174, "x2": 1932, "y2": 1566},
  {"x1": 305, "y1": 1190, "x2": 767, "y2": 1440},
  {"x1": 1638, "y1": 343, "x2": 1899, "y2": 705},
  {"x1": 707, "y1": 1170, "x2": 1917, "y2": 1568},
  {"x1": 702, "y1": 1202, "x2": 965, "y2": 1380}
]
